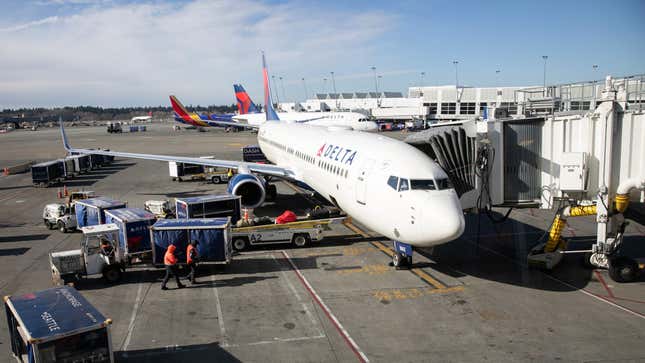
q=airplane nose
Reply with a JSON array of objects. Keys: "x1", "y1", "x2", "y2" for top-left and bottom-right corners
[{"x1": 422, "y1": 193, "x2": 465, "y2": 244}]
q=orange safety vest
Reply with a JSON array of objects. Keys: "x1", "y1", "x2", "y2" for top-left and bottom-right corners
[
  {"x1": 187, "y1": 245, "x2": 197, "y2": 264},
  {"x1": 164, "y1": 245, "x2": 177, "y2": 266}
]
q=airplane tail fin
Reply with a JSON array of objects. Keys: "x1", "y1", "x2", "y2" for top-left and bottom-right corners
[
  {"x1": 234, "y1": 84, "x2": 259, "y2": 115},
  {"x1": 59, "y1": 117, "x2": 71, "y2": 152},
  {"x1": 261, "y1": 52, "x2": 280, "y2": 121},
  {"x1": 169, "y1": 95, "x2": 194, "y2": 123}
]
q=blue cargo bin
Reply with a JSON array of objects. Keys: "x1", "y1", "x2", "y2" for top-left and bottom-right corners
[
  {"x1": 150, "y1": 218, "x2": 232, "y2": 266},
  {"x1": 75, "y1": 197, "x2": 127, "y2": 228},
  {"x1": 104, "y1": 208, "x2": 156, "y2": 255},
  {"x1": 4, "y1": 286, "x2": 113, "y2": 363},
  {"x1": 175, "y1": 194, "x2": 242, "y2": 224}
]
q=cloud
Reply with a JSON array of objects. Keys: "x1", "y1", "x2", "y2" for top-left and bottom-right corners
[
  {"x1": 0, "y1": 16, "x2": 59, "y2": 32},
  {"x1": 0, "y1": 0, "x2": 395, "y2": 108}
]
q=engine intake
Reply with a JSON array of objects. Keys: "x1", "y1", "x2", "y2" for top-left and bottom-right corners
[{"x1": 227, "y1": 173, "x2": 266, "y2": 209}]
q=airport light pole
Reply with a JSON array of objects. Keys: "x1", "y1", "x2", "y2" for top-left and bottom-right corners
[
  {"x1": 301, "y1": 78, "x2": 309, "y2": 101},
  {"x1": 371, "y1": 66, "x2": 379, "y2": 94},
  {"x1": 279, "y1": 76, "x2": 287, "y2": 103},
  {"x1": 495, "y1": 69, "x2": 501, "y2": 85},
  {"x1": 323, "y1": 77, "x2": 327, "y2": 94},
  {"x1": 542, "y1": 55, "x2": 548, "y2": 96},
  {"x1": 271, "y1": 75, "x2": 280, "y2": 104},
  {"x1": 331, "y1": 71, "x2": 338, "y2": 109},
  {"x1": 452, "y1": 61, "x2": 459, "y2": 88},
  {"x1": 420, "y1": 71, "x2": 425, "y2": 87},
  {"x1": 592, "y1": 64, "x2": 599, "y2": 106}
]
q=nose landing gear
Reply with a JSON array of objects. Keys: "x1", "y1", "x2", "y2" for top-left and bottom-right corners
[{"x1": 390, "y1": 241, "x2": 413, "y2": 269}]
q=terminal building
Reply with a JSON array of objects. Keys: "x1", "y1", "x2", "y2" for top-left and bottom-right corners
[{"x1": 278, "y1": 74, "x2": 644, "y2": 123}]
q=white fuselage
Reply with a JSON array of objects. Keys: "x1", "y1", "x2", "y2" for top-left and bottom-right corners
[
  {"x1": 233, "y1": 111, "x2": 378, "y2": 132},
  {"x1": 257, "y1": 122, "x2": 465, "y2": 247}
]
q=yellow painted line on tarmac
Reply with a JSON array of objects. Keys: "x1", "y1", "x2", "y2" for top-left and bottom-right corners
[
  {"x1": 373, "y1": 286, "x2": 464, "y2": 302},
  {"x1": 227, "y1": 143, "x2": 244, "y2": 146},
  {"x1": 343, "y1": 219, "x2": 370, "y2": 238},
  {"x1": 410, "y1": 268, "x2": 446, "y2": 290}
]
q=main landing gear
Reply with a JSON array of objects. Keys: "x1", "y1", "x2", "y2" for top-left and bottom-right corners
[{"x1": 390, "y1": 241, "x2": 413, "y2": 269}]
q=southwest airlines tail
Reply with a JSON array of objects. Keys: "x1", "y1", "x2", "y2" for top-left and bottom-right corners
[
  {"x1": 169, "y1": 95, "x2": 209, "y2": 127},
  {"x1": 262, "y1": 52, "x2": 280, "y2": 121},
  {"x1": 234, "y1": 84, "x2": 259, "y2": 115}
]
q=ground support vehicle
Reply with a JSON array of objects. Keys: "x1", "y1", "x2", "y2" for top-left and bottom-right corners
[
  {"x1": 42, "y1": 203, "x2": 77, "y2": 233},
  {"x1": 230, "y1": 217, "x2": 346, "y2": 251},
  {"x1": 5, "y1": 286, "x2": 113, "y2": 363},
  {"x1": 104, "y1": 208, "x2": 156, "y2": 257},
  {"x1": 242, "y1": 145, "x2": 268, "y2": 163},
  {"x1": 107, "y1": 122, "x2": 122, "y2": 133},
  {"x1": 31, "y1": 160, "x2": 64, "y2": 187},
  {"x1": 50, "y1": 224, "x2": 127, "y2": 284},
  {"x1": 150, "y1": 218, "x2": 232, "y2": 266},
  {"x1": 175, "y1": 194, "x2": 242, "y2": 224},
  {"x1": 168, "y1": 161, "x2": 204, "y2": 182},
  {"x1": 75, "y1": 197, "x2": 126, "y2": 228},
  {"x1": 144, "y1": 200, "x2": 175, "y2": 219},
  {"x1": 65, "y1": 190, "x2": 96, "y2": 208}
]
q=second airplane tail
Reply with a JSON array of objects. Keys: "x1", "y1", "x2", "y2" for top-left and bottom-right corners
[{"x1": 234, "y1": 84, "x2": 259, "y2": 115}]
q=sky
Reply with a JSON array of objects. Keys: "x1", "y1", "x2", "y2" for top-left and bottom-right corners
[{"x1": 1, "y1": 0, "x2": 644, "y2": 108}]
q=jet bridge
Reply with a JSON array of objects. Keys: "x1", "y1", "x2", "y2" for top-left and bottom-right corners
[{"x1": 406, "y1": 76, "x2": 645, "y2": 281}]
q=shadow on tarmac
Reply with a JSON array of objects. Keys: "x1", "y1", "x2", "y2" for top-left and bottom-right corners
[
  {"x1": 62, "y1": 163, "x2": 136, "y2": 188},
  {"x1": 419, "y1": 210, "x2": 598, "y2": 292},
  {"x1": 115, "y1": 342, "x2": 241, "y2": 363},
  {"x1": 0, "y1": 234, "x2": 50, "y2": 243},
  {"x1": 0, "y1": 247, "x2": 30, "y2": 256},
  {"x1": 0, "y1": 184, "x2": 33, "y2": 191}
]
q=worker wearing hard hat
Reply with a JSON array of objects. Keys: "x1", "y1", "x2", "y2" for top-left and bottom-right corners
[{"x1": 161, "y1": 245, "x2": 185, "y2": 290}]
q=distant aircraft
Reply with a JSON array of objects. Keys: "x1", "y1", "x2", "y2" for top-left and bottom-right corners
[
  {"x1": 131, "y1": 111, "x2": 153, "y2": 123},
  {"x1": 232, "y1": 84, "x2": 378, "y2": 132},
  {"x1": 60, "y1": 52, "x2": 464, "y2": 268}
]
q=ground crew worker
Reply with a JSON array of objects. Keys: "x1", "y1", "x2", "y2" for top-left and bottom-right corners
[
  {"x1": 100, "y1": 238, "x2": 114, "y2": 260},
  {"x1": 186, "y1": 240, "x2": 199, "y2": 284},
  {"x1": 227, "y1": 168, "x2": 233, "y2": 178},
  {"x1": 161, "y1": 245, "x2": 185, "y2": 290}
]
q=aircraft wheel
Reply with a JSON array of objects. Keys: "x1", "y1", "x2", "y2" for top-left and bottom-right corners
[
  {"x1": 392, "y1": 252, "x2": 406, "y2": 268},
  {"x1": 44, "y1": 220, "x2": 53, "y2": 230},
  {"x1": 58, "y1": 221, "x2": 67, "y2": 233}
]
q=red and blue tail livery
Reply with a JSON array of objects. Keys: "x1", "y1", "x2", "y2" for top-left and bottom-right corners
[
  {"x1": 234, "y1": 84, "x2": 259, "y2": 115},
  {"x1": 170, "y1": 95, "x2": 210, "y2": 127},
  {"x1": 262, "y1": 52, "x2": 280, "y2": 121}
]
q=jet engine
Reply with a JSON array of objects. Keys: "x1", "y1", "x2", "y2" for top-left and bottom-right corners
[{"x1": 227, "y1": 173, "x2": 266, "y2": 208}]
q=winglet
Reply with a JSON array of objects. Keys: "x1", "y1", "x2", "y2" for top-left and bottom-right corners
[
  {"x1": 261, "y1": 52, "x2": 280, "y2": 121},
  {"x1": 59, "y1": 117, "x2": 71, "y2": 152}
]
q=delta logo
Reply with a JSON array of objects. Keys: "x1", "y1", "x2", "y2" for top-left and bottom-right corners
[{"x1": 316, "y1": 143, "x2": 357, "y2": 165}]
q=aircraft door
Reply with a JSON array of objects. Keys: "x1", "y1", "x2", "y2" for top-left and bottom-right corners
[{"x1": 355, "y1": 158, "x2": 375, "y2": 205}]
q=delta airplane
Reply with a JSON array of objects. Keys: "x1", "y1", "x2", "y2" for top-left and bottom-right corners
[
  {"x1": 60, "y1": 53, "x2": 464, "y2": 267},
  {"x1": 231, "y1": 84, "x2": 378, "y2": 132}
]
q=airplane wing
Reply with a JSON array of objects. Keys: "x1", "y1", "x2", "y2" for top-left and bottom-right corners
[{"x1": 60, "y1": 123, "x2": 294, "y2": 179}]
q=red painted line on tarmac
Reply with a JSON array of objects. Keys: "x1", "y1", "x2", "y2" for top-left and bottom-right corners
[
  {"x1": 585, "y1": 290, "x2": 645, "y2": 319},
  {"x1": 594, "y1": 270, "x2": 615, "y2": 298},
  {"x1": 280, "y1": 250, "x2": 369, "y2": 363}
]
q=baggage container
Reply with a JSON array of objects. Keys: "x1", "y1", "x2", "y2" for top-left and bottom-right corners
[
  {"x1": 175, "y1": 194, "x2": 242, "y2": 224},
  {"x1": 31, "y1": 160, "x2": 64, "y2": 187},
  {"x1": 168, "y1": 161, "x2": 205, "y2": 181},
  {"x1": 75, "y1": 197, "x2": 127, "y2": 228},
  {"x1": 104, "y1": 208, "x2": 156, "y2": 255},
  {"x1": 129, "y1": 125, "x2": 138, "y2": 132},
  {"x1": 5, "y1": 286, "x2": 113, "y2": 363},
  {"x1": 150, "y1": 218, "x2": 232, "y2": 265},
  {"x1": 139, "y1": 125, "x2": 146, "y2": 132}
]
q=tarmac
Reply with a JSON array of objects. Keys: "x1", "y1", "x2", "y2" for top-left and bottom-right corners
[{"x1": 0, "y1": 124, "x2": 644, "y2": 362}]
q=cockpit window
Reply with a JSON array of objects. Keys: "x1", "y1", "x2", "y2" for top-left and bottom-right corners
[
  {"x1": 436, "y1": 178, "x2": 453, "y2": 190},
  {"x1": 398, "y1": 178, "x2": 409, "y2": 191},
  {"x1": 410, "y1": 179, "x2": 436, "y2": 190},
  {"x1": 387, "y1": 176, "x2": 398, "y2": 190}
]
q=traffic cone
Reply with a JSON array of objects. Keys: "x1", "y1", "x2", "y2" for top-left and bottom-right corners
[
  {"x1": 243, "y1": 209, "x2": 249, "y2": 222},
  {"x1": 57, "y1": 188, "x2": 62, "y2": 198},
  {"x1": 63, "y1": 185, "x2": 69, "y2": 197}
]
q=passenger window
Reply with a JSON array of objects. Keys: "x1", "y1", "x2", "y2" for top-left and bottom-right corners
[
  {"x1": 387, "y1": 176, "x2": 398, "y2": 190},
  {"x1": 398, "y1": 178, "x2": 409, "y2": 191}
]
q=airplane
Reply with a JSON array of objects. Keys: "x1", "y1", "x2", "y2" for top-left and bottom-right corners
[
  {"x1": 231, "y1": 84, "x2": 378, "y2": 132},
  {"x1": 131, "y1": 111, "x2": 153, "y2": 123},
  {"x1": 60, "y1": 53, "x2": 464, "y2": 268},
  {"x1": 171, "y1": 85, "x2": 262, "y2": 128}
]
